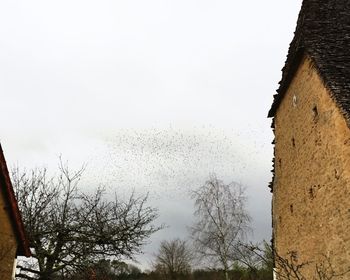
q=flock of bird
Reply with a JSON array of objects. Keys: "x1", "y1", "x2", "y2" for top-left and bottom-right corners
[{"x1": 86, "y1": 126, "x2": 258, "y2": 201}]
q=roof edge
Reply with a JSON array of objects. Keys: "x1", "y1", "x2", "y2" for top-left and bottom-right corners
[
  {"x1": 269, "y1": 50, "x2": 350, "y2": 129},
  {"x1": 0, "y1": 144, "x2": 31, "y2": 257},
  {"x1": 268, "y1": 48, "x2": 306, "y2": 118}
]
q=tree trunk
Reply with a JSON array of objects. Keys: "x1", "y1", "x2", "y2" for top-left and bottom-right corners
[{"x1": 224, "y1": 270, "x2": 229, "y2": 280}]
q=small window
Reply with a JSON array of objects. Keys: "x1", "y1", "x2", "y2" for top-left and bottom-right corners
[
  {"x1": 292, "y1": 137, "x2": 296, "y2": 147},
  {"x1": 312, "y1": 105, "x2": 319, "y2": 122},
  {"x1": 290, "y1": 204, "x2": 294, "y2": 214}
]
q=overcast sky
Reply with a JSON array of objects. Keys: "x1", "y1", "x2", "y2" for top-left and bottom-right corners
[{"x1": 0, "y1": 0, "x2": 302, "y2": 269}]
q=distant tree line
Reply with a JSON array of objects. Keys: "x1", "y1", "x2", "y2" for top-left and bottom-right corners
[
  {"x1": 62, "y1": 174, "x2": 273, "y2": 280},
  {"x1": 12, "y1": 161, "x2": 273, "y2": 280},
  {"x1": 55, "y1": 253, "x2": 272, "y2": 280}
]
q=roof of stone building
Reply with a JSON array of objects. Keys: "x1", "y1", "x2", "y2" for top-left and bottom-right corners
[
  {"x1": 0, "y1": 145, "x2": 31, "y2": 257},
  {"x1": 268, "y1": 0, "x2": 350, "y2": 119}
]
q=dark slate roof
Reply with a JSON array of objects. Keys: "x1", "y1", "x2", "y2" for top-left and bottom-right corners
[
  {"x1": 0, "y1": 145, "x2": 31, "y2": 257},
  {"x1": 268, "y1": 0, "x2": 350, "y2": 119}
]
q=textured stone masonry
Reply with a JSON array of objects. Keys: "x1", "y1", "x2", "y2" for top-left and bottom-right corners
[{"x1": 273, "y1": 55, "x2": 350, "y2": 279}]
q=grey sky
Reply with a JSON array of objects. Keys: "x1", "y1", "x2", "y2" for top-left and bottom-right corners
[{"x1": 1, "y1": 0, "x2": 302, "y2": 269}]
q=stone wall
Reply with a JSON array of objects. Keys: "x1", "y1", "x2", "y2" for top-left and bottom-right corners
[
  {"x1": 0, "y1": 187, "x2": 18, "y2": 279},
  {"x1": 273, "y1": 55, "x2": 350, "y2": 279}
]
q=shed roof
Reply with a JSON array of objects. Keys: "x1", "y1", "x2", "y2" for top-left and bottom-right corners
[
  {"x1": 0, "y1": 145, "x2": 31, "y2": 257},
  {"x1": 268, "y1": 0, "x2": 350, "y2": 119}
]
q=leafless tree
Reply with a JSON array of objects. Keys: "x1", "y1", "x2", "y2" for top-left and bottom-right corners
[
  {"x1": 153, "y1": 239, "x2": 193, "y2": 280},
  {"x1": 274, "y1": 251, "x2": 309, "y2": 280},
  {"x1": 190, "y1": 174, "x2": 251, "y2": 280},
  {"x1": 232, "y1": 241, "x2": 273, "y2": 278},
  {"x1": 244, "y1": 243, "x2": 349, "y2": 280},
  {"x1": 12, "y1": 162, "x2": 160, "y2": 280},
  {"x1": 273, "y1": 251, "x2": 350, "y2": 280}
]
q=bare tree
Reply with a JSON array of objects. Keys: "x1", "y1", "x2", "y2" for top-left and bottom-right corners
[
  {"x1": 153, "y1": 239, "x2": 193, "y2": 280},
  {"x1": 233, "y1": 241, "x2": 274, "y2": 274},
  {"x1": 190, "y1": 174, "x2": 251, "y2": 280},
  {"x1": 273, "y1": 251, "x2": 350, "y2": 280},
  {"x1": 12, "y1": 162, "x2": 160, "y2": 280},
  {"x1": 242, "y1": 242, "x2": 350, "y2": 280}
]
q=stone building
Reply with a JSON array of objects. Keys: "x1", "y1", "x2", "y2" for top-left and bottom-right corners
[
  {"x1": 0, "y1": 145, "x2": 30, "y2": 279},
  {"x1": 269, "y1": 0, "x2": 350, "y2": 278}
]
